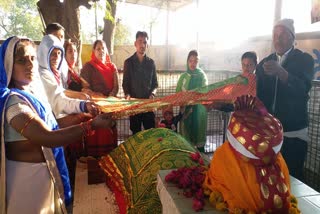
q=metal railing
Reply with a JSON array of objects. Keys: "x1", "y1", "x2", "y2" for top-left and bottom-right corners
[
  {"x1": 115, "y1": 70, "x2": 239, "y2": 148},
  {"x1": 305, "y1": 80, "x2": 320, "y2": 191}
]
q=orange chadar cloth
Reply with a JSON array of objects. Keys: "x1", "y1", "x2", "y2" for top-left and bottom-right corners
[
  {"x1": 95, "y1": 73, "x2": 256, "y2": 118},
  {"x1": 203, "y1": 142, "x2": 290, "y2": 213}
]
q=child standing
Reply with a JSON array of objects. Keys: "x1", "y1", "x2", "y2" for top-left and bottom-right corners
[{"x1": 157, "y1": 107, "x2": 183, "y2": 132}]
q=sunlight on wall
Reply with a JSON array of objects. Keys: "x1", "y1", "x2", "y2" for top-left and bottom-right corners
[
  {"x1": 115, "y1": 0, "x2": 276, "y2": 50},
  {"x1": 170, "y1": 0, "x2": 275, "y2": 47}
]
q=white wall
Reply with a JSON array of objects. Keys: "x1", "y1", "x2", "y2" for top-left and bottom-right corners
[{"x1": 110, "y1": 31, "x2": 320, "y2": 78}]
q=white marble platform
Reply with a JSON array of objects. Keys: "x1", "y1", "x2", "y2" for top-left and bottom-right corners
[{"x1": 157, "y1": 169, "x2": 320, "y2": 214}]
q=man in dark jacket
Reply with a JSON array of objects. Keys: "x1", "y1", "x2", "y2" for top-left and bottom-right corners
[
  {"x1": 122, "y1": 31, "x2": 158, "y2": 135},
  {"x1": 256, "y1": 18, "x2": 314, "y2": 180}
]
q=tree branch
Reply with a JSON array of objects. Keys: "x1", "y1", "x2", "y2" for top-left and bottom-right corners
[{"x1": 0, "y1": 19, "x2": 9, "y2": 34}]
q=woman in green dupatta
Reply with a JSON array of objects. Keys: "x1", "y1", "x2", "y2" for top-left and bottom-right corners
[{"x1": 176, "y1": 50, "x2": 208, "y2": 151}]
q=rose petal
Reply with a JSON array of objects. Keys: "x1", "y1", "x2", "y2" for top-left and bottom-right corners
[{"x1": 192, "y1": 198, "x2": 204, "y2": 211}]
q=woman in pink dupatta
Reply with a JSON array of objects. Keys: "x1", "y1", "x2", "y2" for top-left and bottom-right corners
[{"x1": 80, "y1": 40, "x2": 119, "y2": 157}]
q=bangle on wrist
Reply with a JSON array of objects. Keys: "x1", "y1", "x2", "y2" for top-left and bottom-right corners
[{"x1": 80, "y1": 101, "x2": 87, "y2": 112}]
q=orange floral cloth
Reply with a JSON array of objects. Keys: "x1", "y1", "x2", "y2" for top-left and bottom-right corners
[
  {"x1": 204, "y1": 142, "x2": 291, "y2": 213},
  {"x1": 96, "y1": 73, "x2": 256, "y2": 119}
]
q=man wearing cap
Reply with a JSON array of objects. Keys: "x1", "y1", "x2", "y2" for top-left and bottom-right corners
[
  {"x1": 203, "y1": 95, "x2": 299, "y2": 213},
  {"x1": 255, "y1": 18, "x2": 314, "y2": 181}
]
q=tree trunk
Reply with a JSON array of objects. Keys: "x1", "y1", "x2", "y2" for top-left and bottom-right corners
[
  {"x1": 63, "y1": 0, "x2": 82, "y2": 65},
  {"x1": 37, "y1": 0, "x2": 63, "y2": 36},
  {"x1": 37, "y1": 0, "x2": 91, "y2": 66},
  {"x1": 102, "y1": 0, "x2": 117, "y2": 55}
]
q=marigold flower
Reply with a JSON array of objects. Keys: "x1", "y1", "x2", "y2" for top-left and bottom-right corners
[
  {"x1": 290, "y1": 195, "x2": 298, "y2": 204},
  {"x1": 233, "y1": 208, "x2": 245, "y2": 214},
  {"x1": 203, "y1": 187, "x2": 211, "y2": 196},
  {"x1": 209, "y1": 190, "x2": 224, "y2": 206},
  {"x1": 216, "y1": 202, "x2": 227, "y2": 211},
  {"x1": 289, "y1": 206, "x2": 301, "y2": 214}
]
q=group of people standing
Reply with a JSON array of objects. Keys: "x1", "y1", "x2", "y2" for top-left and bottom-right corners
[
  {"x1": 122, "y1": 30, "x2": 208, "y2": 153},
  {"x1": 0, "y1": 35, "x2": 115, "y2": 213},
  {"x1": 0, "y1": 22, "x2": 216, "y2": 212},
  {"x1": 0, "y1": 16, "x2": 315, "y2": 213}
]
